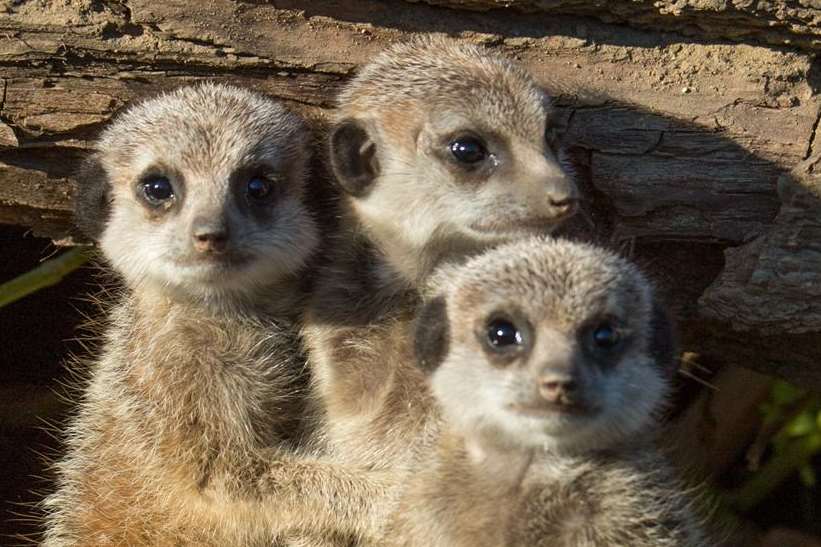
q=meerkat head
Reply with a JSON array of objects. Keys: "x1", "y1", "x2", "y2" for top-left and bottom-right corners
[
  {"x1": 328, "y1": 36, "x2": 577, "y2": 278},
  {"x1": 74, "y1": 83, "x2": 318, "y2": 299},
  {"x1": 413, "y1": 237, "x2": 677, "y2": 455}
]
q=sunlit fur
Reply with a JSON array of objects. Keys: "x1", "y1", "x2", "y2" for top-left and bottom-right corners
[
  {"x1": 428, "y1": 237, "x2": 666, "y2": 455},
  {"x1": 307, "y1": 35, "x2": 580, "y2": 436},
  {"x1": 42, "y1": 84, "x2": 391, "y2": 546},
  {"x1": 96, "y1": 83, "x2": 318, "y2": 304},
  {"x1": 300, "y1": 37, "x2": 579, "y2": 545},
  {"x1": 382, "y1": 237, "x2": 709, "y2": 547},
  {"x1": 336, "y1": 35, "x2": 577, "y2": 283}
]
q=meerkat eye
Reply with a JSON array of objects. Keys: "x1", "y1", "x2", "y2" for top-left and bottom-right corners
[
  {"x1": 591, "y1": 322, "x2": 620, "y2": 350},
  {"x1": 247, "y1": 176, "x2": 273, "y2": 201},
  {"x1": 486, "y1": 318, "x2": 523, "y2": 350},
  {"x1": 141, "y1": 176, "x2": 174, "y2": 204},
  {"x1": 449, "y1": 136, "x2": 488, "y2": 165}
]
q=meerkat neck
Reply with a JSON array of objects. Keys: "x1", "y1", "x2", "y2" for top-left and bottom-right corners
[
  {"x1": 372, "y1": 232, "x2": 432, "y2": 288},
  {"x1": 356, "y1": 217, "x2": 486, "y2": 289},
  {"x1": 131, "y1": 277, "x2": 302, "y2": 321},
  {"x1": 443, "y1": 430, "x2": 535, "y2": 490}
]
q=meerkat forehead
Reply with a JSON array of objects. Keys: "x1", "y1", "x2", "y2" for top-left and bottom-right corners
[
  {"x1": 97, "y1": 82, "x2": 308, "y2": 185},
  {"x1": 435, "y1": 237, "x2": 650, "y2": 328},
  {"x1": 337, "y1": 36, "x2": 548, "y2": 142}
]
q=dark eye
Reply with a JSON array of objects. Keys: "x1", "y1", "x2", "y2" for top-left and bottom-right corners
[
  {"x1": 141, "y1": 176, "x2": 174, "y2": 204},
  {"x1": 247, "y1": 176, "x2": 273, "y2": 201},
  {"x1": 486, "y1": 318, "x2": 522, "y2": 350},
  {"x1": 449, "y1": 136, "x2": 487, "y2": 164},
  {"x1": 592, "y1": 323, "x2": 620, "y2": 349}
]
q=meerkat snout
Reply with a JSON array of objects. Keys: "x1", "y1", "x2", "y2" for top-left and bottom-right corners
[
  {"x1": 529, "y1": 327, "x2": 609, "y2": 409},
  {"x1": 191, "y1": 215, "x2": 229, "y2": 254},
  {"x1": 513, "y1": 142, "x2": 578, "y2": 221},
  {"x1": 537, "y1": 372, "x2": 578, "y2": 406},
  {"x1": 546, "y1": 192, "x2": 578, "y2": 219},
  {"x1": 547, "y1": 197, "x2": 576, "y2": 218}
]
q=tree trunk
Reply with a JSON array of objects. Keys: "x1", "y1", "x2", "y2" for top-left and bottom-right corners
[{"x1": 1, "y1": 0, "x2": 819, "y2": 385}]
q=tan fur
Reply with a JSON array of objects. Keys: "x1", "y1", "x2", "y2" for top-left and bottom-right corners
[
  {"x1": 300, "y1": 37, "x2": 579, "y2": 542},
  {"x1": 383, "y1": 237, "x2": 709, "y2": 546},
  {"x1": 307, "y1": 34, "x2": 580, "y2": 452},
  {"x1": 42, "y1": 83, "x2": 391, "y2": 546},
  {"x1": 333, "y1": 34, "x2": 577, "y2": 286}
]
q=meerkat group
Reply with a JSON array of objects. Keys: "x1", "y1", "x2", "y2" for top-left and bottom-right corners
[{"x1": 42, "y1": 36, "x2": 711, "y2": 546}]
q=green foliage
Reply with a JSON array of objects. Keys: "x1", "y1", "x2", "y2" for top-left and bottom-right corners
[
  {"x1": 0, "y1": 247, "x2": 90, "y2": 309},
  {"x1": 726, "y1": 380, "x2": 821, "y2": 512}
]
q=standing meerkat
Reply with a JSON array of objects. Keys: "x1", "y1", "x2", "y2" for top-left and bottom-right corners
[
  {"x1": 43, "y1": 83, "x2": 392, "y2": 546},
  {"x1": 388, "y1": 236, "x2": 708, "y2": 547},
  {"x1": 305, "y1": 35, "x2": 578, "y2": 472}
]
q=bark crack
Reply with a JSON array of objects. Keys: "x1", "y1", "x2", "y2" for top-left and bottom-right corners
[
  {"x1": 805, "y1": 108, "x2": 821, "y2": 160},
  {"x1": 0, "y1": 79, "x2": 6, "y2": 115}
]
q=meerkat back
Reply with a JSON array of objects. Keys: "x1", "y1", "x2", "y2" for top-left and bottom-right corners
[
  {"x1": 390, "y1": 236, "x2": 709, "y2": 547},
  {"x1": 41, "y1": 83, "x2": 390, "y2": 546}
]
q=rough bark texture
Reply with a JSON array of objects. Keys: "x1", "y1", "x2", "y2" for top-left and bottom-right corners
[
  {"x1": 408, "y1": 0, "x2": 821, "y2": 52},
  {"x1": 0, "y1": 0, "x2": 819, "y2": 384}
]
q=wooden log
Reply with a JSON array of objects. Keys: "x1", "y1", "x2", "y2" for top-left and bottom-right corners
[
  {"x1": 0, "y1": 0, "x2": 819, "y2": 384},
  {"x1": 406, "y1": 0, "x2": 821, "y2": 52}
]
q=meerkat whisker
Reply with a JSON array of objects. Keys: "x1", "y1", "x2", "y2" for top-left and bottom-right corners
[{"x1": 677, "y1": 368, "x2": 719, "y2": 391}]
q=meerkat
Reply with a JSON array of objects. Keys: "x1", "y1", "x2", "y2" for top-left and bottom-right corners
[
  {"x1": 382, "y1": 236, "x2": 708, "y2": 547},
  {"x1": 42, "y1": 83, "x2": 393, "y2": 546},
  {"x1": 305, "y1": 33, "x2": 578, "y2": 465}
]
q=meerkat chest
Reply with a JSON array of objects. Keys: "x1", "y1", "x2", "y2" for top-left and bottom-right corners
[
  {"x1": 115, "y1": 303, "x2": 306, "y2": 447},
  {"x1": 508, "y1": 454, "x2": 689, "y2": 547},
  {"x1": 508, "y1": 459, "x2": 603, "y2": 547}
]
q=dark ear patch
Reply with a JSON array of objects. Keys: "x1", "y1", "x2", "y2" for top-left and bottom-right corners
[
  {"x1": 73, "y1": 154, "x2": 112, "y2": 241},
  {"x1": 648, "y1": 300, "x2": 678, "y2": 379},
  {"x1": 328, "y1": 118, "x2": 379, "y2": 197},
  {"x1": 413, "y1": 296, "x2": 450, "y2": 374}
]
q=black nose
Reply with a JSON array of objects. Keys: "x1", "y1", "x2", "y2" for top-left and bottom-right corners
[
  {"x1": 538, "y1": 374, "x2": 578, "y2": 405},
  {"x1": 547, "y1": 196, "x2": 578, "y2": 218},
  {"x1": 192, "y1": 219, "x2": 229, "y2": 254}
]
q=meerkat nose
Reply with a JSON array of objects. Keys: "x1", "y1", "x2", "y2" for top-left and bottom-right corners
[
  {"x1": 537, "y1": 371, "x2": 578, "y2": 404},
  {"x1": 192, "y1": 218, "x2": 229, "y2": 254},
  {"x1": 547, "y1": 195, "x2": 578, "y2": 218}
]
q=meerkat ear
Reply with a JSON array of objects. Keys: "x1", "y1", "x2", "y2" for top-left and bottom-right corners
[
  {"x1": 648, "y1": 301, "x2": 678, "y2": 379},
  {"x1": 73, "y1": 154, "x2": 112, "y2": 241},
  {"x1": 413, "y1": 296, "x2": 450, "y2": 374},
  {"x1": 328, "y1": 118, "x2": 380, "y2": 197}
]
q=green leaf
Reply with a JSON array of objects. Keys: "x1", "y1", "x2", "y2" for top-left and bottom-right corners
[
  {"x1": 786, "y1": 411, "x2": 818, "y2": 438},
  {"x1": 0, "y1": 247, "x2": 90, "y2": 309}
]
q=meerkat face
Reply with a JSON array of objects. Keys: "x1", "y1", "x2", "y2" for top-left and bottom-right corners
[
  {"x1": 75, "y1": 83, "x2": 318, "y2": 298},
  {"x1": 329, "y1": 37, "x2": 577, "y2": 258},
  {"x1": 414, "y1": 237, "x2": 677, "y2": 455}
]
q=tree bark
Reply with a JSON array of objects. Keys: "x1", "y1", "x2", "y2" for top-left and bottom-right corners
[
  {"x1": 408, "y1": 0, "x2": 821, "y2": 52},
  {"x1": 0, "y1": 0, "x2": 819, "y2": 384}
]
